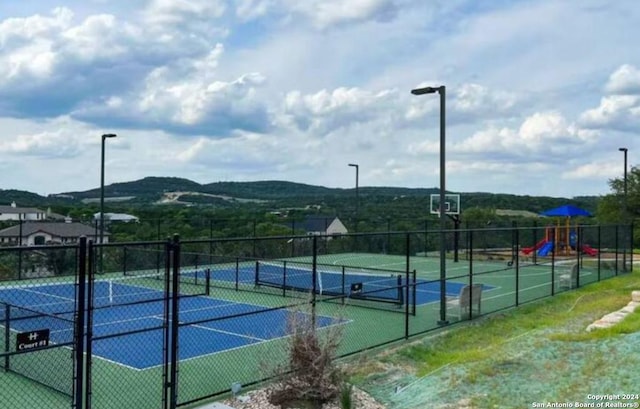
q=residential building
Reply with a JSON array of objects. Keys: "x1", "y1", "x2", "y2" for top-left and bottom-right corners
[
  {"x1": 287, "y1": 216, "x2": 348, "y2": 236},
  {"x1": 0, "y1": 221, "x2": 109, "y2": 246},
  {"x1": 93, "y1": 212, "x2": 139, "y2": 223},
  {"x1": 0, "y1": 202, "x2": 47, "y2": 221}
]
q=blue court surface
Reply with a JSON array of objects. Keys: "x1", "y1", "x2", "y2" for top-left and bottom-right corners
[
  {"x1": 0, "y1": 271, "x2": 493, "y2": 370},
  {"x1": 0, "y1": 280, "x2": 340, "y2": 370}
]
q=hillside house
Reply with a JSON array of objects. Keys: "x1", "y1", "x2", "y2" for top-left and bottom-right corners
[
  {"x1": 287, "y1": 216, "x2": 348, "y2": 236},
  {"x1": 0, "y1": 202, "x2": 47, "y2": 221},
  {"x1": 0, "y1": 221, "x2": 109, "y2": 246},
  {"x1": 93, "y1": 212, "x2": 139, "y2": 223}
]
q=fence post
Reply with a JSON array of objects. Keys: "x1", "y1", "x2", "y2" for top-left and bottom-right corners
[
  {"x1": 311, "y1": 236, "x2": 317, "y2": 328},
  {"x1": 85, "y1": 240, "x2": 96, "y2": 409},
  {"x1": 17, "y1": 220, "x2": 23, "y2": 279},
  {"x1": 533, "y1": 220, "x2": 538, "y2": 265},
  {"x1": 597, "y1": 225, "x2": 602, "y2": 281},
  {"x1": 162, "y1": 238, "x2": 172, "y2": 409},
  {"x1": 169, "y1": 235, "x2": 181, "y2": 409},
  {"x1": 551, "y1": 234, "x2": 556, "y2": 296},
  {"x1": 75, "y1": 237, "x2": 87, "y2": 409},
  {"x1": 405, "y1": 233, "x2": 410, "y2": 339},
  {"x1": 3, "y1": 305, "x2": 9, "y2": 371},
  {"x1": 630, "y1": 221, "x2": 634, "y2": 272},
  {"x1": 387, "y1": 218, "x2": 391, "y2": 254},
  {"x1": 576, "y1": 225, "x2": 582, "y2": 288},
  {"x1": 615, "y1": 225, "x2": 619, "y2": 276},
  {"x1": 515, "y1": 226, "x2": 519, "y2": 307}
]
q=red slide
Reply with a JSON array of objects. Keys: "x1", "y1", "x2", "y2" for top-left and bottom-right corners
[
  {"x1": 581, "y1": 244, "x2": 598, "y2": 256},
  {"x1": 522, "y1": 238, "x2": 547, "y2": 255}
]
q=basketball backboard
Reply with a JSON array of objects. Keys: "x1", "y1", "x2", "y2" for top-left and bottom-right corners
[{"x1": 430, "y1": 194, "x2": 461, "y2": 216}]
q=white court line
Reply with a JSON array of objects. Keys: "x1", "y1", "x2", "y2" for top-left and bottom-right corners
[
  {"x1": 142, "y1": 319, "x2": 351, "y2": 370},
  {"x1": 21, "y1": 287, "x2": 75, "y2": 303},
  {"x1": 189, "y1": 323, "x2": 267, "y2": 342}
]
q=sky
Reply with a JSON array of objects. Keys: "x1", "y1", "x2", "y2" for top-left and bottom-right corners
[{"x1": 0, "y1": 0, "x2": 639, "y2": 199}]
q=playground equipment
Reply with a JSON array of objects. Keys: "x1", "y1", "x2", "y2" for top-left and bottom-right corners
[
  {"x1": 521, "y1": 205, "x2": 598, "y2": 257},
  {"x1": 521, "y1": 229, "x2": 598, "y2": 257}
]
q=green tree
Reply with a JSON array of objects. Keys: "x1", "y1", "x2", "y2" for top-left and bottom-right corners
[{"x1": 597, "y1": 165, "x2": 639, "y2": 223}]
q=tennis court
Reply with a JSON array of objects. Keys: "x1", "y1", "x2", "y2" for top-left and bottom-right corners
[
  {"x1": 200, "y1": 260, "x2": 495, "y2": 307},
  {"x1": 0, "y1": 278, "x2": 340, "y2": 370},
  {"x1": 0, "y1": 226, "x2": 630, "y2": 409}
]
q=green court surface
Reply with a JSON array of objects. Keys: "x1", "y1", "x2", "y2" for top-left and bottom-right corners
[{"x1": 0, "y1": 251, "x2": 623, "y2": 409}]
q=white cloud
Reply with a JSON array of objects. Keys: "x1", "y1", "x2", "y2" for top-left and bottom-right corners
[
  {"x1": 578, "y1": 64, "x2": 640, "y2": 133},
  {"x1": 604, "y1": 64, "x2": 640, "y2": 95},
  {"x1": 0, "y1": 129, "x2": 81, "y2": 158},
  {"x1": 1, "y1": 1, "x2": 639, "y2": 198},
  {"x1": 281, "y1": 87, "x2": 397, "y2": 134},
  {"x1": 285, "y1": 0, "x2": 398, "y2": 28},
  {"x1": 143, "y1": 0, "x2": 226, "y2": 25},
  {"x1": 0, "y1": 116, "x2": 102, "y2": 159},
  {"x1": 579, "y1": 94, "x2": 640, "y2": 132},
  {"x1": 0, "y1": 7, "x2": 73, "y2": 46},
  {"x1": 73, "y1": 44, "x2": 271, "y2": 133},
  {"x1": 61, "y1": 14, "x2": 136, "y2": 61},
  {"x1": 454, "y1": 84, "x2": 517, "y2": 115},
  {"x1": 562, "y1": 161, "x2": 620, "y2": 180},
  {"x1": 234, "y1": 0, "x2": 400, "y2": 28},
  {"x1": 235, "y1": 0, "x2": 274, "y2": 21},
  {"x1": 177, "y1": 132, "x2": 282, "y2": 169},
  {"x1": 408, "y1": 112, "x2": 598, "y2": 159}
]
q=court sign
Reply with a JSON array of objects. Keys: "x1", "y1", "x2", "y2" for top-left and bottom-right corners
[{"x1": 16, "y1": 329, "x2": 50, "y2": 351}]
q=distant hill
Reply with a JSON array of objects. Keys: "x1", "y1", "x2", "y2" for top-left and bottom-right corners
[
  {"x1": 202, "y1": 180, "x2": 335, "y2": 198},
  {"x1": 63, "y1": 177, "x2": 204, "y2": 202},
  {"x1": 0, "y1": 176, "x2": 601, "y2": 214},
  {"x1": 0, "y1": 189, "x2": 68, "y2": 206}
]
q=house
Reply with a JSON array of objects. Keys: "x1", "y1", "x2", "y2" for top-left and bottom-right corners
[
  {"x1": 0, "y1": 221, "x2": 109, "y2": 246},
  {"x1": 288, "y1": 216, "x2": 348, "y2": 236},
  {"x1": 0, "y1": 202, "x2": 47, "y2": 221},
  {"x1": 93, "y1": 212, "x2": 139, "y2": 223}
]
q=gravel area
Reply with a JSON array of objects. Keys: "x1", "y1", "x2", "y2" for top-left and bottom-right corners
[{"x1": 221, "y1": 386, "x2": 387, "y2": 409}]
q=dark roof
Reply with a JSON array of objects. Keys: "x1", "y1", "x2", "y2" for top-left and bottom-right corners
[
  {"x1": 286, "y1": 216, "x2": 338, "y2": 232},
  {"x1": 0, "y1": 205, "x2": 45, "y2": 214},
  {"x1": 0, "y1": 222, "x2": 107, "y2": 237}
]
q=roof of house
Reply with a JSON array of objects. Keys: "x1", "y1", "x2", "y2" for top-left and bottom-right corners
[
  {"x1": 0, "y1": 222, "x2": 108, "y2": 237},
  {"x1": 495, "y1": 209, "x2": 541, "y2": 218},
  {"x1": 93, "y1": 212, "x2": 139, "y2": 221},
  {"x1": 0, "y1": 205, "x2": 45, "y2": 214},
  {"x1": 286, "y1": 216, "x2": 339, "y2": 232}
]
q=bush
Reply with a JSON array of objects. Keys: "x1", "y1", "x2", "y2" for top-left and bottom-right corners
[{"x1": 268, "y1": 303, "x2": 345, "y2": 408}]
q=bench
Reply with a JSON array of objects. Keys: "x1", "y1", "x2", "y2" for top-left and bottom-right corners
[{"x1": 446, "y1": 283, "x2": 483, "y2": 320}]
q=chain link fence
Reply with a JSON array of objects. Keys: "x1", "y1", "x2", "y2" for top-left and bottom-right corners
[{"x1": 0, "y1": 223, "x2": 633, "y2": 409}]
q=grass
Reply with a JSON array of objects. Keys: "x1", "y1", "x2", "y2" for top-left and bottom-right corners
[{"x1": 344, "y1": 270, "x2": 640, "y2": 407}]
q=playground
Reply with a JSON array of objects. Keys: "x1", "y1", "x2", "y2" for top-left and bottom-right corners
[{"x1": 521, "y1": 205, "x2": 600, "y2": 258}]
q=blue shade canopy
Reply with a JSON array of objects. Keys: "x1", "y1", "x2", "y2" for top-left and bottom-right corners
[{"x1": 540, "y1": 205, "x2": 592, "y2": 217}]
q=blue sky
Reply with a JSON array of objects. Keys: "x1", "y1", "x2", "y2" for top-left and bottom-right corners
[{"x1": 0, "y1": 0, "x2": 639, "y2": 198}]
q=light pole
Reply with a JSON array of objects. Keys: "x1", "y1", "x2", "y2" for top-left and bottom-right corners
[
  {"x1": 100, "y1": 133, "x2": 117, "y2": 273},
  {"x1": 348, "y1": 163, "x2": 359, "y2": 232},
  {"x1": 411, "y1": 85, "x2": 447, "y2": 324},
  {"x1": 619, "y1": 147, "x2": 628, "y2": 271}
]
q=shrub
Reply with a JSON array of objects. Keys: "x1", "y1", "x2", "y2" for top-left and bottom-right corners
[{"x1": 268, "y1": 303, "x2": 345, "y2": 408}]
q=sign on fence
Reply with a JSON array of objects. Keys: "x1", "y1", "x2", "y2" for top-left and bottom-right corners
[{"x1": 16, "y1": 329, "x2": 50, "y2": 351}]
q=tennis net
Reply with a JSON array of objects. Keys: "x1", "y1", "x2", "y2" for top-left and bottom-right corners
[
  {"x1": 93, "y1": 269, "x2": 211, "y2": 309},
  {"x1": 255, "y1": 261, "x2": 404, "y2": 304}
]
